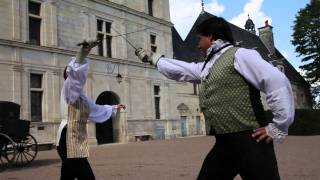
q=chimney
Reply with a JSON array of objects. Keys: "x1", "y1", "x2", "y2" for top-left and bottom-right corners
[{"x1": 258, "y1": 20, "x2": 275, "y2": 55}]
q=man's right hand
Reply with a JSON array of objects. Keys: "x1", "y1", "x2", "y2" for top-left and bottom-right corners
[
  {"x1": 135, "y1": 48, "x2": 164, "y2": 65},
  {"x1": 135, "y1": 48, "x2": 151, "y2": 63}
]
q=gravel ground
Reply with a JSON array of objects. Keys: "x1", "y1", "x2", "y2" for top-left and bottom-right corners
[{"x1": 1, "y1": 135, "x2": 319, "y2": 180}]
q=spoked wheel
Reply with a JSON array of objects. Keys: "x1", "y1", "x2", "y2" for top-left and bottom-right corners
[
  {"x1": 0, "y1": 133, "x2": 17, "y2": 171},
  {"x1": 13, "y1": 134, "x2": 38, "y2": 166}
]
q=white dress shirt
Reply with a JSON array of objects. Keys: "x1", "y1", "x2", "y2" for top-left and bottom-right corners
[
  {"x1": 156, "y1": 45, "x2": 294, "y2": 142},
  {"x1": 56, "y1": 57, "x2": 117, "y2": 146}
]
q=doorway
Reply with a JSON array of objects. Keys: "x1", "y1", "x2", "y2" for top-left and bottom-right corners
[{"x1": 95, "y1": 91, "x2": 120, "y2": 144}]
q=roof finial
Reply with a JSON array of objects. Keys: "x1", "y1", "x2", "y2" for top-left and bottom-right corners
[
  {"x1": 248, "y1": 14, "x2": 250, "y2": 19},
  {"x1": 201, "y1": 0, "x2": 205, "y2": 13}
]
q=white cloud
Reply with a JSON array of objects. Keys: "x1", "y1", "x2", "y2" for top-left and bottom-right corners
[
  {"x1": 229, "y1": 0, "x2": 272, "y2": 30},
  {"x1": 169, "y1": 0, "x2": 224, "y2": 40}
]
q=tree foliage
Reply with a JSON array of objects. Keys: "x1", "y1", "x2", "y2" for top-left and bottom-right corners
[
  {"x1": 292, "y1": 0, "x2": 320, "y2": 108},
  {"x1": 311, "y1": 85, "x2": 320, "y2": 109}
]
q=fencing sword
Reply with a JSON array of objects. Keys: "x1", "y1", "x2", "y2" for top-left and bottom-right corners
[
  {"x1": 111, "y1": 26, "x2": 138, "y2": 51},
  {"x1": 100, "y1": 24, "x2": 162, "y2": 50},
  {"x1": 110, "y1": 25, "x2": 152, "y2": 62},
  {"x1": 77, "y1": 24, "x2": 162, "y2": 61},
  {"x1": 112, "y1": 24, "x2": 162, "y2": 38}
]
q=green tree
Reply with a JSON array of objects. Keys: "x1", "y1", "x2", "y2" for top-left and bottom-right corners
[
  {"x1": 311, "y1": 85, "x2": 320, "y2": 109},
  {"x1": 292, "y1": 0, "x2": 320, "y2": 108}
]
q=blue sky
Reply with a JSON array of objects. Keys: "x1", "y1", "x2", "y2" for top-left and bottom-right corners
[{"x1": 169, "y1": 0, "x2": 310, "y2": 68}]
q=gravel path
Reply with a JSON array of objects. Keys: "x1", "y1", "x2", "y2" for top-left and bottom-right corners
[{"x1": 1, "y1": 136, "x2": 319, "y2": 180}]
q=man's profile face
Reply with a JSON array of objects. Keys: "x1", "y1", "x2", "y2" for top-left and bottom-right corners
[{"x1": 198, "y1": 34, "x2": 213, "y2": 51}]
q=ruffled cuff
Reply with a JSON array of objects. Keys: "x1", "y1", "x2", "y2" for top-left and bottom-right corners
[{"x1": 265, "y1": 123, "x2": 287, "y2": 143}]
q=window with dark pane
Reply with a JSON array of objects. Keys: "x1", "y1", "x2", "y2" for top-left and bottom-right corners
[
  {"x1": 105, "y1": 22, "x2": 111, "y2": 33},
  {"x1": 31, "y1": 91, "x2": 42, "y2": 122},
  {"x1": 30, "y1": 73, "x2": 43, "y2": 122},
  {"x1": 30, "y1": 74, "x2": 42, "y2": 88},
  {"x1": 154, "y1": 85, "x2": 160, "y2": 95},
  {"x1": 106, "y1": 35, "x2": 112, "y2": 58},
  {"x1": 150, "y1": 34, "x2": 157, "y2": 53},
  {"x1": 148, "y1": 0, "x2": 153, "y2": 16},
  {"x1": 97, "y1": 33, "x2": 104, "y2": 56},
  {"x1": 155, "y1": 97, "x2": 160, "y2": 119},
  {"x1": 28, "y1": 0, "x2": 41, "y2": 15},
  {"x1": 96, "y1": 19, "x2": 112, "y2": 57},
  {"x1": 154, "y1": 85, "x2": 160, "y2": 119},
  {"x1": 28, "y1": 0, "x2": 41, "y2": 45},
  {"x1": 150, "y1": 35, "x2": 156, "y2": 44},
  {"x1": 97, "y1": 19, "x2": 103, "y2": 31},
  {"x1": 29, "y1": 17, "x2": 41, "y2": 45}
]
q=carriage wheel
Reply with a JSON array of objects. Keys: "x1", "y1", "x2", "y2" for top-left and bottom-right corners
[
  {"x1": 0, "y1": 133, "x2": 17, "y2": 170},
  {"x1": 13, "y1": 134, "x2": 38, "y2": 166}
]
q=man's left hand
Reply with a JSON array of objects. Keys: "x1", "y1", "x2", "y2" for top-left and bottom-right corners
[{"x1": 252, "y1": 127, "x2": 273, "y2": 144}]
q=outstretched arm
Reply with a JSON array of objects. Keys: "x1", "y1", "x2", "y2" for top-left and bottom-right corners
[
  {"x1": 63, "y1": 39, "x2": 100, "y2": 105},
  {"x1": 85, "y1": 96, "x2": 126, "y2": 123},
  {"x1": 135, "y1": 48, "x2": 203, "y2": 83}
]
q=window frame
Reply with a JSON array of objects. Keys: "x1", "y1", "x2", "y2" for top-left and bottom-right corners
[
  {"x1": 153, "y1": 85, "x2": 161, "y2": 119},
  {"x1": 96, "y1": 18, "x2": 113, "y2": 58},
  {"x1": 150, "y1": 34, "x2": 157, "y2": 53},
  {"x1": 29, "y1": 73, "x2": 44, "y2": 122},
  {"x1": 28, "y1": 0, "x2": 42, "y2": 45},
  {"x1": 148, "y1": 0, "x2": 154, "y2": 16}
]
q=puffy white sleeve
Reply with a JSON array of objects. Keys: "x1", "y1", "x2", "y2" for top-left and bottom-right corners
[
  {"x1": 84, "y1": 96, "x2": 117, "y2": 123},
  {"x1": 234, "y1": 48, "x2": 295, "y2": 142},
  {"x1": 62, "y1": 57, "x2": 89, "y2": 105},
  {"x1": 157, "y1": 57, "x2": 204, "y2": 83}
]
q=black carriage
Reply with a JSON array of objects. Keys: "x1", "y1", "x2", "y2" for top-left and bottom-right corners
[{"x1": 0, "y1": 101, "x2": 38, "y2": 169}]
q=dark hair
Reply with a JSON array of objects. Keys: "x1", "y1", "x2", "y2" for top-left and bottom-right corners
[
  {"x1": 196, "y1": 17, "x2": 234, "y2": 44},
  {"x1": 63, "y1": 66, "x2": 68, "y2": 80}
]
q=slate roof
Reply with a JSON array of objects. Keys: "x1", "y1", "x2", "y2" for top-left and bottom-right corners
[{"x1": 171, "y1": 27, "x2": 188, "y2": 60}]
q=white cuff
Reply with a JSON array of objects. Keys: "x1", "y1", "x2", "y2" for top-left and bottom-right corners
[
  {"x1": 265, "y1": 123, "x2": 287, "y2": 143},
  {"x1": 151, "y1": 53, "x2": 164, "y2": 66}
]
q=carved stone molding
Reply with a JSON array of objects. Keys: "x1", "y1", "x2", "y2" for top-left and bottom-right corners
[
  {"x1": 52, "y1": 70, "x2": 60, "y2": 76},
  {"x1": 12, "y1": 65, "x2": 23, "y2": 72}
]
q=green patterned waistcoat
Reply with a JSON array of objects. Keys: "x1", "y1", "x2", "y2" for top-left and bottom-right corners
[{"x1": 199, "y1": 47, "x2": 265, "y2": 135}]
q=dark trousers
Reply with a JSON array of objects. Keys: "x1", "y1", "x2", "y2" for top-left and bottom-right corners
[
  {"x1": 57, "y1": 128, "x2": 95, "y2": 180},
  {"x1": 197, "y1": 130, "x2": 280, "y2": 180}
]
